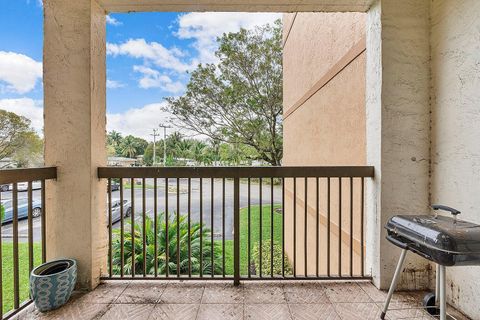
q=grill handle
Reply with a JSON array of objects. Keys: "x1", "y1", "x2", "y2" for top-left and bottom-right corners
[
  {"x1": 432, "y1": 204, "x2": 461, "y2": 220},
  {"x1": 386, "y1": 234, "x2": 409, "y2": 250}
]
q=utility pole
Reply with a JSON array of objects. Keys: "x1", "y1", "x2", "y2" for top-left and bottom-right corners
[
  {"x1": 159, "y1": 124, "x2": 171, "y2": 167},
  {"x1": 150, "y1": 128, "x2": 160, "y2": 166}
]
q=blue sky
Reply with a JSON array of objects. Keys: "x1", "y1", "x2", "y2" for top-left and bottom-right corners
[{"x1": 0, "y1": 0, "x2": 280, "y2": 140}]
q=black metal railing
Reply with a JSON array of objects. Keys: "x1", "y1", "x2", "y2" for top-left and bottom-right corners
[
  {"x1": 99, "y1": 166, "x2": 374, "y2": 284},
  {"x1": 0, "y1": 167, "x2": 57, "y2": 319}
]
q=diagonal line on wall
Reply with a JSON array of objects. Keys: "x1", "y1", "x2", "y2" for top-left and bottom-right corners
[
  {"x1": 283, "y1": 12, "x2": 298, "y2": 49},
  {"x1": 283, "y1": 35, "x2": 366, "y2": 120}
]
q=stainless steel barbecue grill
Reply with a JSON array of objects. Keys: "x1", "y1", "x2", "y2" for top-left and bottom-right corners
[{"x1": 381, "y1": 205, "x2": 480, "y2": 320}]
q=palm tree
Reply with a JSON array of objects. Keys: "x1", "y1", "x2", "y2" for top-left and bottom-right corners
[
  {"x1": 191, "y1": 141, "x2": 207, "y2": 165},
  {"x1": 201, "y1": 146, "x2": 215, "y2": 165},
  {"x1": 175, "y1": 140, "x2": 193, "y2": 159},
  {"x1": 121, "y1": 136, "x2": 138, "y2": 158},
  {"x1": 108, "y1": 130, "x2": 122, "y2": 147},
  {"x1": 208, "y1": 138, "x2": 221, "y2": 165},
  {"x1": 112, "y1": 214, "x2": 223, "y2": 276},
  {"x1": 166, "y1": 132, "x2": 183, "y2": 159}
]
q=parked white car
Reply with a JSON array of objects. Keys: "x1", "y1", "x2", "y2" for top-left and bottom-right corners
[
  {"x1": 0, "y1": 181, "x2": 42, "y2": 192},
  {"x1": 108, "y1": 199, "x2": 132, "y2": 224}
]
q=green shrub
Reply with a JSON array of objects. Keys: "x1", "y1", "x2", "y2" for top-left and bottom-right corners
[
  {"x1": 112, "y1": 213, "x2": 223, "y2": 276},
  {"x1": 251, "y1": 240, "x2": 292, "y2": 276}
]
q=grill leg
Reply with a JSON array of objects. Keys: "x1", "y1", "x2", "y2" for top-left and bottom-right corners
[
  {"x1": 435, "y1": 264, "x2": 440, "y2": 304},
  {"x1": 380, "y1": 248, "x2": 408, "y2": 320},
  {"x1": 439, "y1": 265, "x2": 446, "y2": 320}
]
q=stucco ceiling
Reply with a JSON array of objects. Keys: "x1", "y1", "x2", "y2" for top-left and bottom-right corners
[{"x1": 99, "y1": 0, "x2": 375, "y2": 13}]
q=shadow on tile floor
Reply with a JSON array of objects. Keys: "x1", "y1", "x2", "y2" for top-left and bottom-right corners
[{"x1": 15, "y1": 280, "x2": 471, "y2": 320}]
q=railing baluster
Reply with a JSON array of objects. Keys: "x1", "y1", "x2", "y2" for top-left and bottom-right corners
[
  {"x1": 120, "y1": 178, "x2": 124, "y2": 277},
  {"x1": 361, "y1": 177, "x2": 365, "y2": 277},
  {"x1": 142, "y1": 178, "x2": 147, "y2": 277},
  {"x1": 247, "y1": 178, "x2": 251, "y2": 278},
  {"x1": 199, "y1": 177, "x2": 203, "y2": 278},
  {"x1": 293, "y1": 177, "x2": 296, "y2": 277},
  {"x1": 177, "y1": 178, "x2": 180, "y2": 277},
  {"x1": 259, "y1": 177, "x2": 263, "y2": 277},
  {"x1": 339, "y1": 177, "x2": 342, "y2": 277},
  {"x1": 316, "y1": 177, "x2": 319, "y2": 277},
  {"x1": 28, "y1": 181, "x2": 34, "y2": 273},
  {"x1": 108, "y1": 179, "x2": 112, "y2": 277},
  {"x1": 270, "y1": 177, "x2": 274, "y2": 277},
  {"x1": 0, "y1": 189, "x2": 2, "y2": 315},
  {"x1": 327, "y1": 177, "x2": 331, "y2": 277},
  {"x1": 210, "y1": 178, "x2": 214, "y2": 277},
  {"x1": 154, "y1": 178, "x2": 158, "y2": 277},
  {"x1": 350, "y1": 177, "x2": 354, "y2": 277},
  {"x1": 188, "y1": 178, "x2": 192, "y2": 277},
  {"x1": 131, "y1": 178, "x2": 135, "y2": 277},
  {"x1": 165, "y1": 178, "x2": 169, "y2": 278},
  {"x1": 233, "y1": 177, "x2": 240, "y2": 286},
  {"x1": 13, "y1": 182, "x2": 19, "y2": 309},
  {"x1": 41, "y1": 180, "x2": 46, "y2": 263},
  {"x1": 222, "y1": 178, "x2": 225, "y2": 277},
  {"x1": 282, "y1": 178, "x2": 285, "y2": 278},
  {"x1": 304, "y1": 177, "x2": 308, "y2": 277}
]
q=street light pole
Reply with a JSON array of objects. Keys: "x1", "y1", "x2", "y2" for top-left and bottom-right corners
[
  {"x1": 159, "y1": 124, "x2": 171, "y2": 167},
  {"x1": 150, "y1": 128, "x2": 159, "y2": 166}
]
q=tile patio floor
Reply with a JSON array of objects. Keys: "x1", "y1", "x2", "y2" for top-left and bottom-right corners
[{"x1": 16, "y1": 281, "x2": 470, "y2": 320}]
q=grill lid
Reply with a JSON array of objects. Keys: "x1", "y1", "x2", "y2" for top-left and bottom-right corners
[{"x1": 385, "y1": 214, "x2": 480, "y2": 254}]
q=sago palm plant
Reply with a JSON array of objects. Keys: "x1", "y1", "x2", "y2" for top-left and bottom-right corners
[{"x1": 112, "y1": 212, "x2": 223, "y2": 276}]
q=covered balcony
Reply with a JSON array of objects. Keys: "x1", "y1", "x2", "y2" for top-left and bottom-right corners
[{"x1": 0, "y1": 0, "x2": 479, "y2": 319}]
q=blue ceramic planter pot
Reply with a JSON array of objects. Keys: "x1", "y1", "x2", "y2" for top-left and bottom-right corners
[{"x1": 30, "y1": 259, "x2": 77, "y2": 312}]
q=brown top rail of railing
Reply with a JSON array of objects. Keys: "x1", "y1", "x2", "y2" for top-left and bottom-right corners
[
  {"x1": 0, "y1": 167, "x2": 57, "y2": 184},
  {"x1": 98, "y1": 166, "x2": 374, "y2": 179}
]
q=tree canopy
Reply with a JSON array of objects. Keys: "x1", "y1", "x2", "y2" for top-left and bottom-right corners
[
  {"x1": 165, "y1": 20, "x2": 283, "y2": 166},
  {"x1": 0, "y1": 109, "x2": 43, "y2": 168},
  {"x1": 106, "y1": 131, "x2": 148, "y2": 159}
]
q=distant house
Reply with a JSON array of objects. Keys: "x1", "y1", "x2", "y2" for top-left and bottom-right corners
[{"x1": 107, "y1": 156, "x2": 138, "y2": 167}]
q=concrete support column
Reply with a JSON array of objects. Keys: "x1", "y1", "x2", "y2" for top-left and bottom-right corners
[
  {"x1": 44, "y1": 0, "x2": 107, "y2": 289},
  {"x1": 366, "y1": 0, "x2": 432, "y2": 290}
]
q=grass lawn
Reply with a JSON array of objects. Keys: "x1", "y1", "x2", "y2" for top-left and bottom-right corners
[
  {"x1": 123, "y1": 182, "x2": 155, "y2": 189},
  {"x1": 222, "y1": 204, "x2": 285, "y2": 275},
  {"x1": 109, "y1": 205, "x2": 290, "y2": 276},
  {"x1": 1, "y1": 242, "x2": 42, "y2": 316}
]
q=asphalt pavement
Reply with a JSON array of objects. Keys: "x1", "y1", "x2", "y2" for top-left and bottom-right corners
[{"x1": 1, "y1": 179, "x2": 282, "y2": 242}]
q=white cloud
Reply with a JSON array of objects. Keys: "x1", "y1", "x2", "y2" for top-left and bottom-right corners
[
  {"x1": 106, "y1": 15, "x2": 122, "y2": 26},
  {"x1": 106, "y1": 79, "x2": 125, "y2": 89},
  {"x1": 106, "y1": 13, "x2": 281, "y2": 78},
  {"x1": 133, "y1": 65, "x2": 184, "y2": 93},
  {"x1": 0, "y1": 98, "x2": 43, "y2": 134},
  {"x1": 107, "y1": 102, "x2": 173, "y2": 140},
  {"x1": 107, "y1": 39, "x2": 195, "y2": 73},
  {"x1": 0, "y1": 51, "x2": 42, "y2": 94},
  {"x1": 176, "y1": 12, "x2": 281, "y2": 64}
]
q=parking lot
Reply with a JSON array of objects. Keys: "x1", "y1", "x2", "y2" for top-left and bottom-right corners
[{"x1": 1, "y1": 179, "x2": 282, "y2": 242}]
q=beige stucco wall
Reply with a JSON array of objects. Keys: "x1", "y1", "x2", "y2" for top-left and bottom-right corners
[
  {"x1": 365, "y1": 0, "x2": 433, "y2": 291},
  {"x1": 283, "y1": 12, "x2": 366, "y2": 276},
  {"x1": 431, "y1": 0, "x2": 480, "y2": 318},
  {"x1": 44, "y1": 0, "x2": 107, "y2": 289}
]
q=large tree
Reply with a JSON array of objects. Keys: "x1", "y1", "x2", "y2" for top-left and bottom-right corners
[
  {"x1": 165, "y1": 20, "x2": 283, "y2": 166},
  {"x1": 0, "y1": 110, "x2": 36, "y2": 162},
  {"x1": 12, "y1": 131, "x2": 43, "y2": 167}
]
